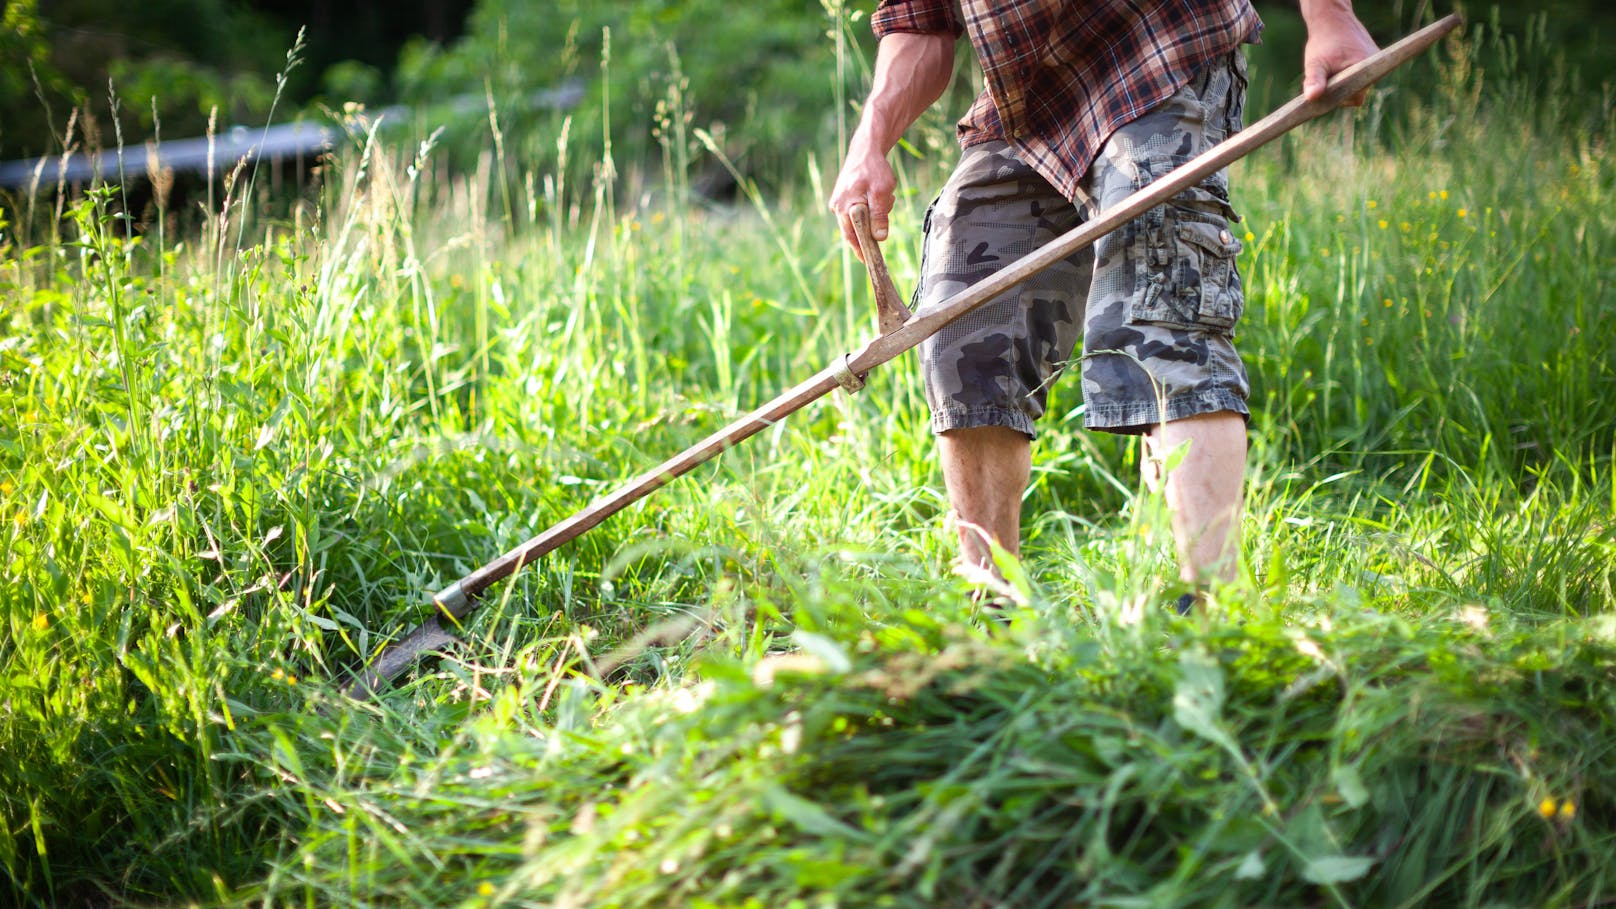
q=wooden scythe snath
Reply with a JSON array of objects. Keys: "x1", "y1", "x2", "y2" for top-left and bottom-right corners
[{"x1": 345, "y1": 15, "x2": 1463, "y2": 697}]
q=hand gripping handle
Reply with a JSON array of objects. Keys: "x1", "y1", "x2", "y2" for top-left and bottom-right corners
[{"x1": 848, "y1": 202, "x2": 913, "y2": 335}]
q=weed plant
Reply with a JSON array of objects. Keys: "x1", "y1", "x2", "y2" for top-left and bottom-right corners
[{"x1": 0, "y1": 11, "x2": 1613, "y2": 908}]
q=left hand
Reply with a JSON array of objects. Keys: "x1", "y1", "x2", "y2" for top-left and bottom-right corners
[{"x1": 1302, "y1": 8, "x2": 1379, "y2": 106}]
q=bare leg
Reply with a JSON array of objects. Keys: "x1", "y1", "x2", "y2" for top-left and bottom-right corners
[
  {"x1": 938, "y1": 426, "x2": 1031, "y2": 572},
  {"x1": 1144, "y1": 411, "x2": 1246, "y2": 585}
]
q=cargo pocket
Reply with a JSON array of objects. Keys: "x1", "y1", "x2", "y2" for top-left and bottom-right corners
[
  {"x1": 1195, "y1": 51, "x2": 1249, "y2": 145},
  {"x1": 1131, "y1": 205, "x2": 1244, "y2": 332},
  {"x1": 1226, "y1": 51, "x2": 1248, "y2": 134},
  {"x1": 909, "y1": 194, "x2": 940, "y2": 313}
]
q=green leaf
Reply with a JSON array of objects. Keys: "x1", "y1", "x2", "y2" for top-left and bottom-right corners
[
  {"x1": 1172, "y1": 649, "x2": 1238, "y2": 754},
  {"x1": 1265, "y1": 533, "x2": 1290, "y2": 597},
  {"x1": 790, "y1": 631, "x2": 851, "y2": 674},
  {"x1": 1332, "y1": 763, "x2": 1369, "y2": 809},
  {"x1": 1162, "y1": 438, "x2": 1191, "y2": 474},
  {"x1": 1235, "y1": 850, "x2": 1266, "y2": 880},
  {"x1": 1301, "y1": 854, "x2": 1375, "y2": 884},
  {"x1": 760, "y1": 785, "x2": 868, "y2": 841}
]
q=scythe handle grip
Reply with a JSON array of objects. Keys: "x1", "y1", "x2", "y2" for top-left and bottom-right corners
[{"x1": 848, "y1": 202, "x2": 913, "y2": 335}]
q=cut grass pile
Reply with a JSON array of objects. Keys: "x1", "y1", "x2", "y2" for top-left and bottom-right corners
[
  {"x1": 263, "y1": 594, "x2": 1616, "y2": 908},
  {"x1": 1, "y1": 13, "x2": 1614, "y2": 907}
]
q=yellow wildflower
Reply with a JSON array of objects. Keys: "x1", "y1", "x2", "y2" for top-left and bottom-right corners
[
  {"x1": 1457, "y1": 208, "x2": 1468, "y2": 218},
  {"x1": 1560, "y1": 800, "x2": 1577, "y2": 820},
  {"x1": 1538, "y1": 797, "x2": 1558, "y2": 819},
  {"x1": 33, "y1": 613, "x2": 49, "y2": 631},
  {"x1": 1243, "y1": 230, "x2": 1255, "y2": 243},
  {"x1": 1378, "y1": 219, "x2": 1388, "y2": 230},
  {"x1": 478, "y1": 882, "x2": 495, "y2": 897},
  {"x1": 1366, "y1": 199, "x2": 1377, "y2": 209},
  {"x1": 1440, "y1": 190, "x2": 1449, "y2": 200},
  {"x1": 0, "y1": 480, "x2": 13, "y2": 496}
]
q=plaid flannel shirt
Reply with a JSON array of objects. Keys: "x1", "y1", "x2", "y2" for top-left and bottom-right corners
[{"x1": 871, "y1": 0, "x2": 1263, "y2": 201}]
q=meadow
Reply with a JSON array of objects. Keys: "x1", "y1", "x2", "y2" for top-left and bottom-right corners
[{"x1": 2, "y1": 15, "x2": 1615, "y2": 908}]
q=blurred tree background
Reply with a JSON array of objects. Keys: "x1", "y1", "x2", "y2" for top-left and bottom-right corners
[
  {"x1": 3, "y1": 0, "x2": 1613, "y2": 185},
  {"x1": 0, "y1": 0, "x2": 474, "y2": 159}
]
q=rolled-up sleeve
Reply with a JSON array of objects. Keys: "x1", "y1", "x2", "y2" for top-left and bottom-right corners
[{"x1": 871, "y1": 0, "x2": 964, "y2": 38}]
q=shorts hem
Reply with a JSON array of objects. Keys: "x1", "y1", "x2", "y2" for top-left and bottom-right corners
[
  {"x1": 1083, "y1": 390, "x2": 1249, "y2": 435},
  {"x1": 930, "y1": 405, "x2": 1038, "y2": 440}
]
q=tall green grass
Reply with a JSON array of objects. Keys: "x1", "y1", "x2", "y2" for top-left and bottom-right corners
[{"x1": 0, "y1": 11, "x2": 1613, "y2": 907}]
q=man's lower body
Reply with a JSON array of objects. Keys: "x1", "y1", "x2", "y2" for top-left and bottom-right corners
[{"x1": 913, "y1": 53, "x2": 1251, "y2": 593}]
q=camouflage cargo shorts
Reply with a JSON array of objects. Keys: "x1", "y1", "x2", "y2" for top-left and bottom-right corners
[{"x1": 915, "y1": 52, "x2": 1251, "y2": 437}]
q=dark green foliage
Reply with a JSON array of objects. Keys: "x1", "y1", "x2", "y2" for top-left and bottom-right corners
[
  {"x1": 0, "y1": 0, "x2": 289, "y2": 159},
  {"x1": 393, "y1": 0, "x2": 876, "y2": 190}
]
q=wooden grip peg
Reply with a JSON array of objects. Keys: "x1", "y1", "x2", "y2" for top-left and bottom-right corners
[{"x1": 848, "y1": 202, "x2": 914, "y2": 336}]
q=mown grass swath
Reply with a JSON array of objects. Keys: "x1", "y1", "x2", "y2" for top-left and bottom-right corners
[{"x1": 0, "y1": 9, "x2": 1613, "y2": 907}]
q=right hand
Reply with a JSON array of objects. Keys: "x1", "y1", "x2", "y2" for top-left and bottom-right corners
[
  {"x1": 1301, "y1": 4, "x2": 1378, "y2": 106},
  {"x1": 827, "y1": 140, "x2": 897, "y2": 262}
]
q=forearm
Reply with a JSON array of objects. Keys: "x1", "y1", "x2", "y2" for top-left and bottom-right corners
[
  {"x1": 851, "y1": 32, "x2": 957, "y2": 155},
  {"x1": 1299, "y1": 0, "x2": 1360, "y2": 28},
  {"x1": 828, "y1": 29, "x2": 955, "y2": 248}
]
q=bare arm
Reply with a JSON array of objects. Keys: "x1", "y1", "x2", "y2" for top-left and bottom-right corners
[
  {"x1": 828, "y1": 31, "x2": 957, "y2": 256},
  {"x1": 1300, "y1": 0, "x2": 1379, "y2": 105}
]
